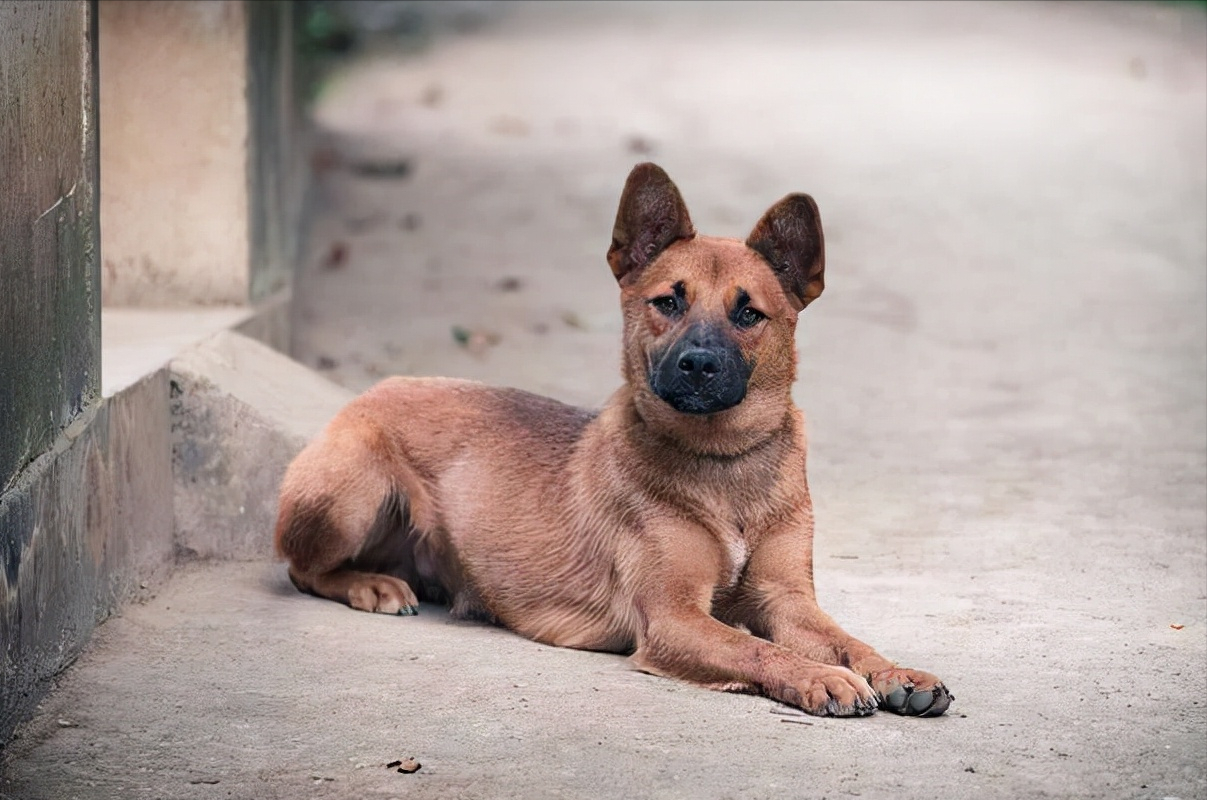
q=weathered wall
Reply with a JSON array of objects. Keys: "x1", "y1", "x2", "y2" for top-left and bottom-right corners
[
  {"x1": 0, "y1": 0, "x2": 100, "y2": 493},
  {"x1": 98, "y1": 0, "x2": 251, "y2": 306},
  {"x1": 1, "y1": 0, "x2": 311, "y2": 747},
  {"x1": 0, "y1": 373, "x2": 176, "y2": 744},
  {"x1": 246, "y1": 0, "x2": 301, "y2": 304},
  {"x1": 98, "y1": 0, "x2": 303, "y2": 310}
]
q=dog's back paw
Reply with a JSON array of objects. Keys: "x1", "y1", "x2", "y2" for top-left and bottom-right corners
[
  {"x1": 347, "y1": 573, "x2": 420, "y2": 615},
  {"x1": 293, "y1": 567, "x2": 421, "y2": 616}
]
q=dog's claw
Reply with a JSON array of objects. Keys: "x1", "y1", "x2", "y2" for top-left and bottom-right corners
[
  {"x1": 808, "y1": 693, "x2": 878, "y2": 718},
  {"x1": 397, "y1": 605, "x2": 419, "y2": 616}
]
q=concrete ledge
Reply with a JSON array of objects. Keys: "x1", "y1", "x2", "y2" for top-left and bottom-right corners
[
  {"x1": 0, "y1": 372, "x2": 174, "y2": 744},
  {"x1": 2, "y1": 302, "x2": 322, "y2": 746},
  {"x1": 101, "y1": 307, "x2": 253, "y2": 397},
  {"x1": 170, "y1": 330, "x2": 352, "y2": 561}
]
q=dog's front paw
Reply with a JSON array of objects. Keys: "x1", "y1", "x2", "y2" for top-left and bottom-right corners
[
  {"x1": 868, "y1": 668, "x2": 953, "y2": 717},
  {"x1": 784, "y1": 667, "x2": 879, "y2": 717}
]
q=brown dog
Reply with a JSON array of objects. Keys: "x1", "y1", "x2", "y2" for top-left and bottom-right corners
[{"x1": 275, "y1": 163, "x2": 952, "y2": 717}]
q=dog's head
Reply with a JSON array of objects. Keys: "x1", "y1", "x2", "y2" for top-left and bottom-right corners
[{"x1": 607, "y1": 162, "x2": 824, "y2": 454}]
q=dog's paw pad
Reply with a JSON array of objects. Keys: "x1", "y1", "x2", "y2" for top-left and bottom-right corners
[
  {"x1": 879, "y1": 683, "x2": 952, "y2": 717},
  {"x1": 871, "y1": 669, "x2": 953, "y2": 717}
]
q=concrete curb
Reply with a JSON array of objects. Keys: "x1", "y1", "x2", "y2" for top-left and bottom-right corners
[
  {"x1": 0, "y1": 372, "x2": 174, "y2": 744},
  {"x1": 170, "y1": 330, "x2": 352, "y2": 561},
  {"x1": 1, "y1": 323, "x2": 349, "y2": 746}
]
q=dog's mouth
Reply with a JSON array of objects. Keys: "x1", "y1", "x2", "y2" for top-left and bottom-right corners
[
  {"x1": 655, "y1": 386, "x2": 747, "y2": 415},
  {"x1": 648, "y1": 334, "x2": 751, "y2": 416}
]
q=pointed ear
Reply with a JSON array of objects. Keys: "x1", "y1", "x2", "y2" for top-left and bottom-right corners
[
  {"x1": 746, "y1": 194, "x2": 825, "y2": 312},
  {"x1": 607, "y1": 163, "x2": 695, "y2": 283}
]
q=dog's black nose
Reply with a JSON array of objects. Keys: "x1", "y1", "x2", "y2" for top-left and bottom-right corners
[
  {"x1": 649, "y1": 324, "x2": 751, "y2": 415},
  {"x1": 677, "y1": 348, "x2": 720, "y2": 385}
]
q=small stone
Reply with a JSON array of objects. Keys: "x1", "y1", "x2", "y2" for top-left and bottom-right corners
[
  {"x1": 321, "y1": 241, "x2": 348, "y2": 270},
  {"x1": 626, "y1": 135, "x2": 654, "y2": 155},
  {"x1": 396, "y1": 758, "x2": 421, "y2": 774},
  {"x1": 420, "y1": 84, "x2": 444, "y2": 107}
]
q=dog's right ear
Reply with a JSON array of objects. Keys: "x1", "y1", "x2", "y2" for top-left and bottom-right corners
[{"x1": 607, "y1": 163, "x2": 696, "y2": 283}]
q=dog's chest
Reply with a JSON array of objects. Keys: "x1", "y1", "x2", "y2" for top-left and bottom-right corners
[
  {"x1": 707, "y1": 500, "x2": 754, "y2": 587},
  {"x1": 693, "y1": 493, "x2": 771, "y2": 590},
  {"x1": 720, "y1": 531, "x2": 750, "y2": 587}
]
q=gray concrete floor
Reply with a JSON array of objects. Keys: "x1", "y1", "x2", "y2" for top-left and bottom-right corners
[{"x1": 3, "y1": 2, "x2": 1206, "y2": 798}]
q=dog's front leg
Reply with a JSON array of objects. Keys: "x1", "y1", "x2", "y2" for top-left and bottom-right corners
[
  {"x1": 628, "y1": 528, "x2": 878, "y2": 717},
  {"x1": 737, "y1": 526, "x2": 954, "y2": 717}
]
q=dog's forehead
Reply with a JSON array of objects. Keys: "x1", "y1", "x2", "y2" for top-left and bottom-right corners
[{"x1": 639, "y1": 236, "x2": 783, "y2": 301}]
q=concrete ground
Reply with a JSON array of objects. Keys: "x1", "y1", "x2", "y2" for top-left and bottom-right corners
[{"x1": 3, "y1": 2, "x2": 1206, "y2": 798}]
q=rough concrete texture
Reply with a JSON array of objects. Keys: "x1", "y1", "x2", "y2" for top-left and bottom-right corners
[
  {"x1": 1, "y1": 302, "x2": 306, "y2": 752},
  {"x1": 170, "y1": 331, "x2": 353, "y2": 561},
  {"x1": 0, "y1": 0, "x2": 99, "y2": 492},
  {"x1": 4, "y1": 1, "x2": 1206, "y2": 798},
  {"x1": 0, "y1": 372, "x2": 175, "y2": 746}
]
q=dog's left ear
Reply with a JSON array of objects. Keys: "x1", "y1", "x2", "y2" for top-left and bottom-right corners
[
  {"x1": 746, "y1": 194, "x2": 825, "y2": 312},
  {"x1": 608, "y1": 162, "x2": 696, "y2": 283}
]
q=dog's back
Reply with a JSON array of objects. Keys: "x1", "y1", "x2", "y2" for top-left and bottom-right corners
[{"x1": 275, "y1": 376, "x2": 646, "y2": 648}]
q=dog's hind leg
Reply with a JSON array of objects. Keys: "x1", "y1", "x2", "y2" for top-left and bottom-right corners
[{"x1": 274, "y1": 440, "x2": 422, "y2": 616}]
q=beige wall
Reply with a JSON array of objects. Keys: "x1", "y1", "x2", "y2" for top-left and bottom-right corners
[{"x1": 99, "y1": 0, "x2": 251, "y2": 306}]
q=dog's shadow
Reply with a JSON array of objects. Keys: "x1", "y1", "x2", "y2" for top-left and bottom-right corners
[{"x1": 260, "y1": 563, "x2": 298, "y2": 598}]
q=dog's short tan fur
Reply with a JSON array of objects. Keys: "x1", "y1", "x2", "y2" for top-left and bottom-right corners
[{"x1": 275, "y1": 163, "x2": 952, "y2": 717}]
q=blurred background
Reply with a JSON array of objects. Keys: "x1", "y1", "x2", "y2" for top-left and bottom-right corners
[{"x1": 288, "y1": 1, "x2": 1205, "y2": 487}]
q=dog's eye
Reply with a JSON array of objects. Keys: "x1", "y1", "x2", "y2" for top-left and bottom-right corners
[
  {"x1": 735, "y1": 306, "x2": 766, "y2": 329},
  {"x1": 649, "y1": 295, "x2": 680, "y2": 317}
]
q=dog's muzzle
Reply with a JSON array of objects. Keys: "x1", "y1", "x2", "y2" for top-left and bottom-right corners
[{"x1": 649, "y1": 325, "x2": 751, "y2": 415}]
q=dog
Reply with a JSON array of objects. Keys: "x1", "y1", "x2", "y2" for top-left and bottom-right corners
[{"x1": 274, "y1": 163, "x2": 952, "y2": 717}]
